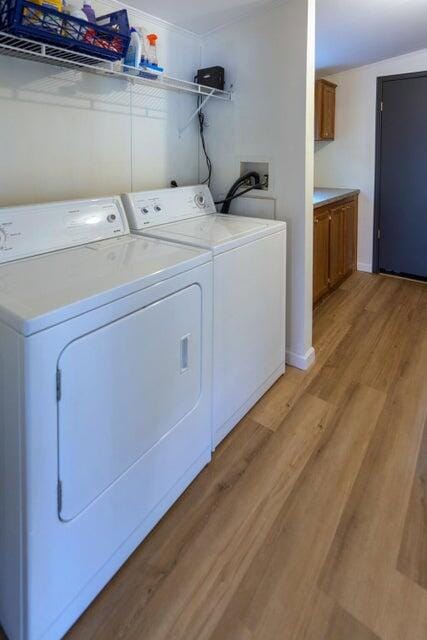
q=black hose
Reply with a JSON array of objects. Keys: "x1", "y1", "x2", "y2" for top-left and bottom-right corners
[
  {"x1": 214, "y1": 184, "x2": 262, "y2": 206},
  {"x1": 219, "y1": 171, "x2": 262, "y2": 213},
  {"x1": 198, "y1": 96, "x2": 212, "y2": 187}
]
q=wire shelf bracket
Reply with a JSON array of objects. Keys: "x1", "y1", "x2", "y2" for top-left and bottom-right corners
[{"x1": 178, "y1": 88, "x2": 216, "y2": 138}]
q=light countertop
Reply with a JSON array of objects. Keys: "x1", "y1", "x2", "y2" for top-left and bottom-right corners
[{"x1": 314, "y1": 188, "x2": 360, "y2": 209}]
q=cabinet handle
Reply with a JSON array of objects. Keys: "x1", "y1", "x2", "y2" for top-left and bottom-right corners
[{"x1": 315, "y1": 218, "x2": 319, "y2": 224}]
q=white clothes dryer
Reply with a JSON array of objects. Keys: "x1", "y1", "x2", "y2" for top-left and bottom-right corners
[{"x1": 0, "y1": 196, "x2": 212, "y2": 640}]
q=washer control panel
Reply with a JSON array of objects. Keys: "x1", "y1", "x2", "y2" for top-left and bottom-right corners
[
  {"x1": 0, "y1": 197, "x2": 128, "y2": 265},
  {"x1": 122, "y1": 185, "x2": 217, "y2": 230}
]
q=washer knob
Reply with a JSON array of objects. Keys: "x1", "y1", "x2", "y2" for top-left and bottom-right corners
[
  {"x1": 195, "y1": 193, "x2": 205, "y2": 208},
  {"x1": 0, "y1": 228, "x2": 6, "y2": 249}
]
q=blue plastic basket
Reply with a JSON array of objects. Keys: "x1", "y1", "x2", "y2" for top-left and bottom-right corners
[{"x1": 0, "y1": 0, "x2": 130, "y2": 61}]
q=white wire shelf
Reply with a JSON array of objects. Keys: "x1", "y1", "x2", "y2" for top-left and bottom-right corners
[{"x1": 0, "y1": 31, "x2": 232, "y2": 101}]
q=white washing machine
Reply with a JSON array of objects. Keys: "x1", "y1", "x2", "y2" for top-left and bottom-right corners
[
  {"x1": 0, "y1": 196, "x2": 213, "y2": 640},
  {"x1": 122, "y1": 185, "x2": 286, "y2": 447}
]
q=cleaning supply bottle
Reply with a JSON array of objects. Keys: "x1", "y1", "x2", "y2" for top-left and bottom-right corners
[
  {"x1": 82, "y1": 0, "x2": 96, "y2": 22},
  {"x1": 136, "y1": 27, "x2": 148, "y2": 62},
  {"x1": 146, "y1": 33, "x2": 158, "y2": 65},
  {"x1": 80, "y1": 0, "x2": 96, "y2": 43},
  {"x1": 64, "y1": 1, "x2": 87, "y2": 20},
  {"x1": 62, "y1": 0, "x2": 88, "y2": 37},
  {"x1": 123, "y1": 27, "x2": 142, "y2": 75},
  {"x1": 140, "y1": 32, "x2": 164, "y2": 77}
]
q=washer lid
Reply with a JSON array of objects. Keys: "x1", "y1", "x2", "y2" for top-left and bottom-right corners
[
  {"x1": 0, "y1": 235, "x2": 211, "y2": 335},
  {"x1": 142, "y1": 214, "x2": 286, "y2": 255}
]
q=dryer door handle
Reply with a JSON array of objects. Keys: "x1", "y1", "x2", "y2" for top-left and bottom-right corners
[{"x1": 180, "y1": 334, "x2": 190, "y2": 373}]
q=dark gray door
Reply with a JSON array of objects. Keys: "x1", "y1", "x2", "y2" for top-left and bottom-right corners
[{"x1": 377, "y1": 74, "x2": 427, "y2": 280}]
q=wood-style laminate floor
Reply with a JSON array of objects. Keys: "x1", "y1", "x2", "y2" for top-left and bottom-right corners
[{"x1": 3, "y1": 273, "x2": 427, "y2": 640}]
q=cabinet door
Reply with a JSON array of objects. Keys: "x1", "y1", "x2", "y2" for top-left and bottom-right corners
[
  {"x1": 313, "y1": 210, "x2": 330, "y2": 304},
  {"x1": 329, "y1": 205, "x2": 345, "y2": 287},
  {"x1": 322, "y1": 83, "x2": 336, "y2": 139},
  {"x1": 350, "y1": 198, "x2": 358, "y2": 271},
  {"x1": 315, "y1": 80, "x2": 337, "y2": 141},
  {"x1": 343, "y1": 200, "x2": 356, "y2": 275}
]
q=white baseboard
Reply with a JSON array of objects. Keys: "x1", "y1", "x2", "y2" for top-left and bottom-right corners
[
  {"x1": 357, "y1": 262, "x2": 372, "y2": 273},
  {"x1": 286, "y1": 346, "x2": 316, "y2": 371}
]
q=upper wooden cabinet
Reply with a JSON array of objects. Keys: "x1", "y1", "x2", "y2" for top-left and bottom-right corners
[{"x1": 315, "y1": 79, "x2": 337, "y2": 141}]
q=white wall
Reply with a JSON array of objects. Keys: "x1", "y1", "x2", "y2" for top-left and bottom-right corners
[
  {"x1": 314, "y1": 48, "x2": 427, "y2": 272},
  {"x1": 0, "y1": 0, "x2": 202, "y2": 205},
  {"x1": 0, "y1": 0, "x2": 316, "y2": 369},
  {"x1": 200, "y1": 0, "x2": 316, "y2": 369}
]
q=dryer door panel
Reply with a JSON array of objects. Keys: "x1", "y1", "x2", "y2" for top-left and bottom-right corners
[{"x1": 58, "y1": 284, "x2": 202, "y2": 522}]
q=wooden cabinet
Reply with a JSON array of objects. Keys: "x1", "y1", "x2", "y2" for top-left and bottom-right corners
[
  {"x1": 343, "y1": 199, "x2": 358, "y2": 274},
  {"x1": 313, "y1": 211, "x2": 330, "y2": 302},
  {"x1": 313, "y1": 195, "x2": 358, "y2": 306},
  {"x1": 315, "y1": 79, "x2": 337, "y2": 141},
  {"x1": 329, "y1": 204, "x2": 345, "y2": 286}
]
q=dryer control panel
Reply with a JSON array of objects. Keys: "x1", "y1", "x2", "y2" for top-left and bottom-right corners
[
  {"x1": 122, "y1": 185, "x2": 217, "y2": 230},
  {"x1": 0, "y1": 197, "x2": 129, "y2": 265}
]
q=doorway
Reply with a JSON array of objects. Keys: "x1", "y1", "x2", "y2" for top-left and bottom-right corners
[{"x1": 374, "y1": 72, "x2": 427, "y2": 281}]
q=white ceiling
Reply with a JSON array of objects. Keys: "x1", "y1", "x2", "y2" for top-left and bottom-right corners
[
  {"x1": 123, "y1": 0, "x2": 427, "y2": 72},
  {"x1": 316, "y1": 0, "x2": 427, "y2": 75},
  {"x1": 124, "y1": 0, "x2": 280, "y2": 35}
]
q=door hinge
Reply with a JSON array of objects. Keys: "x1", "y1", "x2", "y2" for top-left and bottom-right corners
[
  {"x1": 56, "y1": 368, "x2": 62, "y2": 402},
  {"x1": 380, "y1": 101, "x2": 383, "y2": 112},
  {"x1": 377, "y1": 228, "x2": 381, "y2": 240},
  {"x1": 57, "y1": 480, "x2": 63, "y2": 513}
]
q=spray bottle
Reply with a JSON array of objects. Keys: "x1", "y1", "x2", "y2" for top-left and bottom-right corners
[
  {"x1": 123, "y1": 27, "x2": 142, "y2": 75},
  {"x1": 140, "y1": 32, "x2": 164, "y2": 77},
  {"x1": 146, "y1": 33, "x2": 158, "y2": 66}
]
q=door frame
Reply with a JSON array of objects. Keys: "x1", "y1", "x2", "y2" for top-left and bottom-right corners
[{"x1": 373, "y1": 70, "x2": 427, "y2": 273}]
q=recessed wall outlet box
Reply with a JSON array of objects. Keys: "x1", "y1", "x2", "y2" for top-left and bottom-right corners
[{"x1": 240, "y1": 161, "x2": 270, "y2": 190}]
